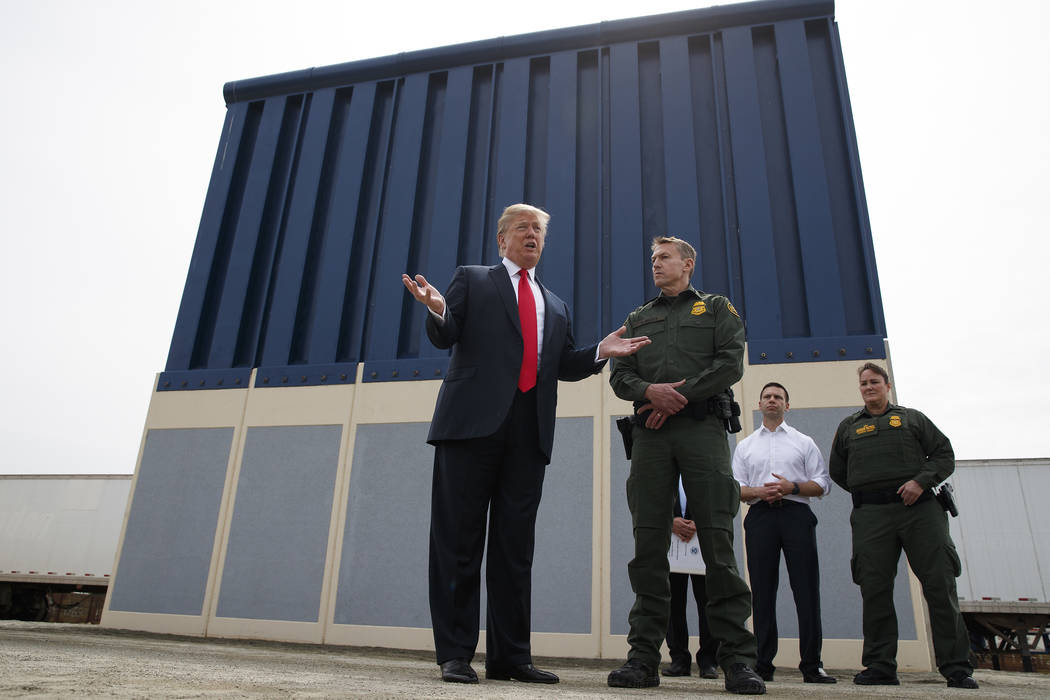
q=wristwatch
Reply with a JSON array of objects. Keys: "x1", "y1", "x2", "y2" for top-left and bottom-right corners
[{"x1": 791, "y1": 481, "x2": 801, "y2": 496}]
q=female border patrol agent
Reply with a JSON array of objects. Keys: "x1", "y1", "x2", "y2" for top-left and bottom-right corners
[{"x1": 829, "y1": 362, "x2": 977, "y2": 690}]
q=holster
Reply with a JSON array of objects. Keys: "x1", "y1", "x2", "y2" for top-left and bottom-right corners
[{"x1": 615, "y1": 417, "x2": 634, "y2": 460}]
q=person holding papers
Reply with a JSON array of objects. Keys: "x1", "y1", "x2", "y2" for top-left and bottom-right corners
[{"x1": 664, "y1": 476, "x2": 720, "y2": 679}]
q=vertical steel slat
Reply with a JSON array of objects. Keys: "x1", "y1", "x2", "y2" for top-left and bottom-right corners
[
  {"x1": 166, "y1": 104, "x2": 248, "y2": 370},
  {"x1": 365, "y1": 73, "x2": 429, "y2": 362},
  {"x1": 607, "y1": 42, "x2": 646, "y2": 330},
  {"x1": 722, "y1": 26, "x2": 782, "y2": 341},
  {"x1": 540, "y1": 51, "x2": 578, "y2": 313},
  {"x1": 304, "y1": 84, "x2": 377, "y2": 364},
  {"x1": 259, "y1": 89, "x2": 337, "y2": 366},
  {"x1": 658, "y1": 37, "x2": 704, "y2": 282},
  {"x1": 418, "y1": 68, "x2": 473, "y2": 359},
  {"x1": 206, "y1": 99, "x2": 287, "y2": 368},
  {"x1": 774, "y1": 20, "x2": 847, "y2": 338},
  {"x1": 490, "y1": 58, "x2": 531, "y2": 218}
]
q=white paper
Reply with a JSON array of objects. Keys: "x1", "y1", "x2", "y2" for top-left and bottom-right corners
[{"x1": 668, "y1": 533, "x2": 706, "y2": 575}]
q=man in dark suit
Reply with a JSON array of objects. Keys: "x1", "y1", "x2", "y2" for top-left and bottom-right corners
[
  {"x1": 402, "y1": 203, "x2": 649, "y2": 684},
  {"x1": 664, "y1": 477, "x2": 720, "y2": 680}
]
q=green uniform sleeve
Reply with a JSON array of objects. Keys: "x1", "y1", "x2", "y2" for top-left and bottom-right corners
[
  {"x1": 677, "y1": 297, "x2": 744, "y2": 403},
  {"x1": 910, "y1": 409, "x2": 955, "y2": 489},
  {"x1": 828, "y1": 420, "x2": 851, "y2": 491},
  {"x1": 609, "y1": 314, "x2": 649, "y2": 402}
]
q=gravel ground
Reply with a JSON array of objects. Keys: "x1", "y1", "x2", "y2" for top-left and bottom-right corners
[{"x1": 1, "y1": 620, "x2": 1048, "y2": 699}]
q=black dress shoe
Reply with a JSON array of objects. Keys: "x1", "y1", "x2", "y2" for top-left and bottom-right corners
[
  {"x1": 661, "y1": 659, "x2": 691, "y2": 676},
  {"x1": 486, "y1": 663, "x2": 559, "y2": 683},
  {"x1": 946, "y1": 672, "x2": 979, "y2": 689},
  {"x1": 724, "y1": 663, "x2": 766, "y2": 695},
  {"x1": 608, "y1": 659, "x2": 659, "y2": 688},
  {"x1": 803, "y1": 668, "x2": 837, "y2": 683},
  {"x1": 699, "y1": 664, "x2": 719, "y2": 679},
  {"x1": 853, "y1": 668, "x2": 899, "y2": 685},
  {"x1": 439, "y1": 658, "x2": 478, "y2": 683}
]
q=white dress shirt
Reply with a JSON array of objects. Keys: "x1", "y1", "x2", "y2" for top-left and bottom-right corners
[
  {"x1": 501, "y1": 258, "x2": 545, "y2": 362},
  {"x1": 731, "y1": 420, "x2": 831, "y2": 505}
]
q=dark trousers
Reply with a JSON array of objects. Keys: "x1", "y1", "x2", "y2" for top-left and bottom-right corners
[
  {"x1": 625, "y1": 416, "x2": 756, "y2": 670},
  {"x1": 666, "y1": 572, "x2": 719, "y2": 668},
  {"x1": 850, "y1": 498, "x2": 972, "y2": 678},
  {"x1": 428, "y1": 389, "x2": 546, "y2": 667},
  {"x1": 744, "y1": 500, "x2": 823, "y2": 675}
]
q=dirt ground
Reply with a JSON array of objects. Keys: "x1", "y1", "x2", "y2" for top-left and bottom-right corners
[{"x1": 1, "y1": 620, "x2": 1048, "y2": 699}]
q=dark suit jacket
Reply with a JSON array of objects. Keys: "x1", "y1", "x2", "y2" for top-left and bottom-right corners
[{"x1": 425, "y1": 264, "x2": 604, "y2": 463}]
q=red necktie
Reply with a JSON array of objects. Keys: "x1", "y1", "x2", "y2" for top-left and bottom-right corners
[{"x1": 517, "y1": 270, "x2": 538, "y2": 392}]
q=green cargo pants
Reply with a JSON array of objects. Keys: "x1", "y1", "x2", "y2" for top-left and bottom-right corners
[
  {"x1": 850, "y1": 497, "x2": 972, "y2": 678},
  {"x1": 625, "y1": 414, "x2": 757, "y2": 671}
]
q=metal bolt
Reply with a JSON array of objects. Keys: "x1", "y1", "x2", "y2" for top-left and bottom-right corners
[
  {"x1": 199, "y1": 380, "x2": 206, "y2": 386},
  {"x1": 786, "y1": 352, "x2": 793, "y2": 359},
  {"x1": 413, "y1": 369, "x2": 420, "y2": 376},
  {"x1": 760, "y1": 352, "x2": 767, "y2": 360},
  {"x1": 320, "y1": 374, "x2": 327, "y2": 382},
  {"x1": 281, "y1": 376, "x2": 288, "y2": 384},
  {"x1": 812, "y1": 350, "x2": 820, "y2": 358},
  {"x1": 181, "y1": 381, "x2": 188, "y2": 387},
  {"x1": 370, "y1": 371, "x2": 377, "y2": 378},
  {"x1": 235, "y1": 378, "x2": 242, "y2": 385},
  {"x1": 217, "y1": 379, "x2": 223, "y2": 385},
  {"x1": 839, "y1": 348, "x2": 847, "y2": 356},
  {"x1": 435, "y1": 369, "x2": 442, "y2": 376},
  {"x1": 301, "y1": 375, "x2": 307, "y2": 382},
  {"x1": 865, "y1": 347, "x2": 873, "y2": 354},
  {"x1": 392, "y1": 370, "x2": 399, "y2": 377},
  {"x1": 163, "y1": 381, "x2": 171, "y2": 387},
  {"x1": 263, "y1": 377, "x2": 270, "y2": 384},
  {"x1": 340, "y1": 373, "x2": 347, "y2": 380}
]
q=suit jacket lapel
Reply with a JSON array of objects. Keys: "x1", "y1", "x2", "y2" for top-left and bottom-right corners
[
  {"x1": 490, "y1": 264, "x2": 521, "y2": 336},
  {"x1": 539, "y1": 282, "x2": 556, "y2": 359}
]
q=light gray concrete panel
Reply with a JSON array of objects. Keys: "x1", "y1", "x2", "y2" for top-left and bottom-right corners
[
  {"x1": 108, "y1": 428, "x2": 233, "y2": 615},
  {"x1": 336, "y1": 418, "x2": 593, "y2": 634},
  {"x1": 215, "y1": 425, "x2": 341, "y2": 622},
  {"x1": 748, "y1": 407, "x2": 915, "y2": 640},
  {"x1": 334, "y1": 423, "x2": 433, "y2": 628},
  {"x1": 520, "y1": 416, "x2": 593, "y2": 634}
]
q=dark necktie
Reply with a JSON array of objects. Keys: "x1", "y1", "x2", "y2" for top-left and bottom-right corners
[{"x1": 517, "y1": 270, "x2": 537, "y2": 392}]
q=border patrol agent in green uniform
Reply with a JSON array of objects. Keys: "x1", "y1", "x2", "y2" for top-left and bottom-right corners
[
  {"x1": 829, "y1": 362, "x2": 978, "y2": 690},
  {"x1": 607, "y1": 237, "x2": 765, "y2": 695}
]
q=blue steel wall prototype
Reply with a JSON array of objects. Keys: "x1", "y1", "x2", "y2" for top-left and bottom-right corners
[{"x1": 161, "y1": 11, "x2": 884, "y2": 393}]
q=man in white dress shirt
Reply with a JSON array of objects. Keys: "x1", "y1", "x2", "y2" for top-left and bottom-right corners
[{"x1": 731, "y1": 382, "x2": 836, "y2": 684}]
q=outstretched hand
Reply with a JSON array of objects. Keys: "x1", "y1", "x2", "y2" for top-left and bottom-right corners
[
  {"x1": 598, "y1": 326, "x2": 651, "y2": 359},
  {"x1": 401, "y1": 273, "x2": 445, "y2": 316}
]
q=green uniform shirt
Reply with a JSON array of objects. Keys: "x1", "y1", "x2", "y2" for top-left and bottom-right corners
[
  {"x1": 829, "y1": 403, "x2": 955, "y2": 493},
  {"x1": 609, "y1": 287, "x2": 744, "y2": 403}
]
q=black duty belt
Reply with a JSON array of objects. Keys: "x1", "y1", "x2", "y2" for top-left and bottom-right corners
[
  {"x1": 852, "y1": 488, "x2": 933, "y2": 508},
  {"x1": 751, "y1": 498, "x2": 808, "y2": 510},
  {"x1": 631, "y1": 400, "x2": 710, "y2": 425}
]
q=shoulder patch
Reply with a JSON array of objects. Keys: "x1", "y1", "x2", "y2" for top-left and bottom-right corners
[
  {"x1": 691, "y1": 300, "x2": 707, "y2": 316},
  {"x1": 727, "y1": 301, "x2": 740, "y2": 318}
]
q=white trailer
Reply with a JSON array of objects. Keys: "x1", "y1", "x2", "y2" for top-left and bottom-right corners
[{"x1": 0, "y1": 475, "x2": 130, "y2": 621}]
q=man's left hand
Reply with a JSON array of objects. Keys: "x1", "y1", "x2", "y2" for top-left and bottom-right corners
[
  {"x1": 598, "y1": 326, "x2": 651, "y2": 359},
  {"x1": 897, "y1": 479, "x2": 924, "y2": 506}
]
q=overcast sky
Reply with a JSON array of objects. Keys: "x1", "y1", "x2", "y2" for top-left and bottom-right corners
[{"x1": 0, "y1": 0, "x2": 1046, "y2": 474}]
